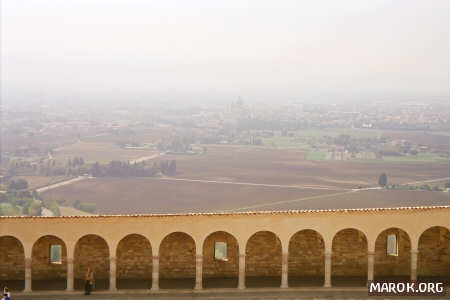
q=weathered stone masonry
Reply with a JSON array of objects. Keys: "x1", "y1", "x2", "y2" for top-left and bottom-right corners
[{"x1": 0, "y1": 206, "x2": 449, "y2": 292}]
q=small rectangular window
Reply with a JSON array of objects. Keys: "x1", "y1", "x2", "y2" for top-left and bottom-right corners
[
  {"x1": 214, "y1": 242, "x2": 228, "y2": 261},
  {"x1": 50, "y1": 245, "x2": 62, "y2": 264},
  {"x1": 386, "y1": 234, "x2": 398, "y2": 256}
]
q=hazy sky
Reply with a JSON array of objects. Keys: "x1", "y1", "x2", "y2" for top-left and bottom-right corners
[{"x1": 2, "y1": 0, "x2": 450, "y2": 103}]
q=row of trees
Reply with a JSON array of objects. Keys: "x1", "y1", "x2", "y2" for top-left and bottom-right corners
[
  {"x1": 67, "y1": 156, "x2": 85, "y2": 167},
  {"x1": 379, "y1": 174, "x2": 450, "y2": 191},
  {"x1": 6, "y1": 157, "x2": 89, "y2": 177},
  {"x1": 91, "y1": 160, "x2": 177, "y2": 177},
  {"x1": 0, "y1": 188, "x2": 42, "y2": 216},
  {"x1": 7, "y1": 179, "x2": 29, "y2": 191}
]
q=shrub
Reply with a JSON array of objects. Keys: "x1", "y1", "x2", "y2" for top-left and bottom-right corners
[
  {"x1": 0, "y1": 203, "x2": 18, "y2": 216},
  {"x1": 74, "y1": 200, "x2": 97, "y2": 214},
  {"x1": 378, "y1": 173, "x2": 387, "y2": 187},
  {"x1": 7, "y1": 179, "x2": 28, "y2": 191},
  {"x1": 432, "y1": 186, "x2": 443, "y2": 192},
  {"x1": 421, "y1": 184, "x2": 432, "y2": 191},
  {"x1": 42, "y1": 199, "x2": 61, "y2": 216}
]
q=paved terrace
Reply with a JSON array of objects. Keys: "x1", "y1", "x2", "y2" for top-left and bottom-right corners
[
  {"x1": 10, "y1": 287, "x2": 450, "y2": 300},
  {"x1": 0, "y1": 206, "x2": 449, "y2": 294}
]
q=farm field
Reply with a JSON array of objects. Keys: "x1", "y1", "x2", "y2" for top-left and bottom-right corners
[
  {"x1": 261, "y1": 129, "x2": 450, "y2": 163},
  {"x1": 249, "y1": 189, "x2": 450, "y2": 212},
  {"x1": 41, "y1": 177, "x2": 338, "y2": 214},
  {"x1": 158, "y1": 145, "x2": 450, "y2": 189},
  {"x1": 11, "y1": 175, "x2": 70, "y2": 189},
  {"x1": 39, "y1": 144, "x2": 450, "y2": 215},
  {"x1": 58, "y1": 205, "x2": 93, "y2": 216},
  {"x1": 52, "y1": 141, "x2": 158, "y2": 163},
  {"x1": 41, "y1": 177, "x2": 450, "y2": 215}
]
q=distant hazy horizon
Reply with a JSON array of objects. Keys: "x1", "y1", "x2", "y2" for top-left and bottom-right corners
[{"x1": 2, "y1": 0, "x2": 450, "y2": 104}]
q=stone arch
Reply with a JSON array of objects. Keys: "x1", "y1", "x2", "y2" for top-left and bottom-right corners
[
  {"x1": 159, "y1": 232, "x2": 196, "y2": 289},
  {"x1": 332, "y1": 228, "x2": 368, "y2": 286},
  {"x1": 31, "y1": 235, "x2": 67, "y2": 290},
  {"x1": 74, "y1": 234, "x2": 110, "y2": 290},
  {"x1": 418, "y1": 226, "x2": 450, "y2": 281},
  {"x1": 288, "y1": 229, "x2": 325, "y2": 287},
  {"x1": 202, "y1": 231, "x2": 239, "y2": 288},
  {"x1": 374, "y1": 228, "x2": 411, "y2": 280},
  {"x1": 0, "y1": 236, "x2": 25, "y2": 291},
  {"x1": 245, "y1": 231, "x2": 282, "y2": 288},
  {"x1": 116, "y1": 234, "x2": 152, "y2": 290}
]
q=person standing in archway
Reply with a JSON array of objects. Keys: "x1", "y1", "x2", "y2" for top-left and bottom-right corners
[
  {"x1": 2, "y1": 287, "x2": 10, "y2": 300},
  {"x1": 84, "y1": 267, "x2": 94, "y2": 295}
]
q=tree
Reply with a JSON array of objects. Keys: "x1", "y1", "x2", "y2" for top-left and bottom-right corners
[
  {"x1": 445, "y1": 182, "x2": 450, "y2": 189},
  {"x1": 7, "y1": 179, "x2": 29, "y2": 191},
  {"x1": 91, "y1": 162, "x2": 101, "y2": 177},
  {"x1": 432, "y1": 185, "x2": 442, "y2": 192},
  {"x1": 378, "y1": 173, "x2": 387, "y2": 187},
  {"x1": 169, "y1": 160, "x2": 177, "y2": 176}
]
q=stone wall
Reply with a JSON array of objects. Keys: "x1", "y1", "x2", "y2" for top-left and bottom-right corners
[
  {"x1": 246, "y1": 231, "x2": 281, "y2": 277},
  {"x1": 74, "y1": 235, "x2": 110, "y2": 280},
  {"x1": 117, "y1": 234, "x2": 152, "y2": 279},
  {"x1": 332, "y1": 229, "x2": 367, "y2": 277},
  {"x1": 374, "y1": 228, "x2": 410, "y2": 277},
  {"x1": 159, "y1": 232, "x2": 195, "y2": 279},
  {"x1": 1, "y1": 220, "x2": 449, "y2": 288},
  {"x1": 288, "y1": 230, "x2": 324, "y2": 277},
  {"x1": 0, "y1": 236, "x2": 24, "y2": 280},
  {"x1": 32, "y1": 236, "x2": 67, "y2": 280},
  {"x1": 202, "y1": 231, "x2": 238, "y2": 278},
  {"x1": 418, "y1": 227, "x2": 450, "y2": 277}
]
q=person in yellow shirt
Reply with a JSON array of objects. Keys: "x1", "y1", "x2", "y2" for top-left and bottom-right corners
[{"x1": 84, "y1": 267, "x2": 94, "y2": 295}]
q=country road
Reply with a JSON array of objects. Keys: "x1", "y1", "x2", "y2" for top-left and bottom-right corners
[
  {"x1": 225, "y1": 176, "x2": 450, "y2": 212},
  {"x1": 404, "y1": 176, "x2": 450, "y2": 185},
  {"x1": 36, "y1": 176, "x2": 88, "y2": 193},
  {"x1": 129, "y1": 152, "x2": 165, "y2": 164},
  {"x1": 224, "y1": 190, "x2": 356, "y2": 212},
  {"x1": 155, "y1": 177, "x2": 348, "y2": 190}
]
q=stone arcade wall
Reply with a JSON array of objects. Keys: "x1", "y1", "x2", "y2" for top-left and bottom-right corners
[
  {"x1": 74, "y1": 235, "x2": 109, "y2": 280},
  {"x1": 332, "y1": 229, "x2": 368, "y2": 277},
  {"x1": 288, "y1": 230, "x2": 325, "y2": 277},
  {"x1": 0, "y1": 206, "x2": 449, "y2": 291},
  {"x1": 116, "y1": 234, "x2": 152, "y2": 280},
  {"x1": 202, "y1": 231, "x2": 239, "y2": 278},
  {"x1": 374, "y1": 229, "x2": 411, "y2": 277},
  {"x1": 32, "y1": 236, "x2": 67, "y2": 280},
  {"x1": 159, "y1": 232, "x2": 195, "y2": 279},
  {"x1": 246, "y1": 231, "x2": 282, "y2": 277},
  {"x1": 418, "y1": 227, "x2": 450, "y2": 277},
  {"x1": 0, "y1": 236, "x2": 24, "y2": 280}
]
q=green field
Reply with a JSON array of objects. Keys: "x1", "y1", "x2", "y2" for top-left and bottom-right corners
[
  {"x1": 307, "y1": 150, "x2": 328, "y2": 161},
  {"x1": 262, "y1": 136, "x2": 311, "y2": 149},
  {"x1": 381, "y1": 151, "x2": 450, "y2": 163}
]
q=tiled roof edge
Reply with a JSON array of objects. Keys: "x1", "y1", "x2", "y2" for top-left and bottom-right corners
[{"x1": 1, "y1": 205, "x2": 450, "y2": 219}]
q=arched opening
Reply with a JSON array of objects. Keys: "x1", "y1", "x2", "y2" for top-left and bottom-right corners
[
  {"x1": 202, "y1": 231, "x2": 239, "y2": 288},
  {"x1": 31, "y1": 235, "x2": 67, "y2": 290},
  {"x1": 159, "y1": 232, "x2": 196, "y2": 289},
  {"x1": 245, "y1": 231, "x2": 282, "y2": 288},
  {"x1": 418, "y1": 226, "x2": 450, "y2": 283},
  {"x1": 74, "y1": 234, "x2": 110, "y2": 290},
  {"x1": 374, "y1": 228, "x2": 411, "y2": 281},
  {"x1": 0, "y1": 236, "x2": 25, "y2": 291},
  {"x1": 116, "y1": 234, "x2": 152, "y2": 289},
  {"x1": 332, "y1": 228, "x2": 367, "y2": 286},
  {"x1": 288, "y1": 229, "x2": 324, "y2": 286}
]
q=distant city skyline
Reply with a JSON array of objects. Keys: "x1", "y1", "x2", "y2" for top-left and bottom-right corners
[{"x1": 2, "y1": 0, "x2": 450, "y2": 104}]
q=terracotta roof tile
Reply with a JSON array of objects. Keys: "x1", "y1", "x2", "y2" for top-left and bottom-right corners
[{"x1": 0, "y1": 205, "x2": 449, "y2": 219}]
